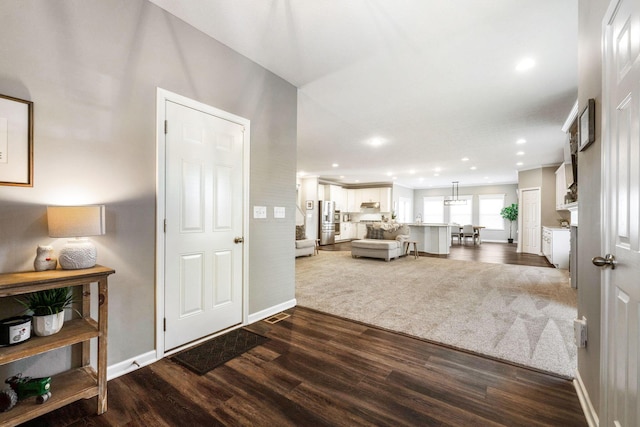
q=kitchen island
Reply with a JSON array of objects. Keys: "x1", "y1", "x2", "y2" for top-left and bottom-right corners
[{"x1": 407, "y1": 223, "x2": 451, "y2": 255}]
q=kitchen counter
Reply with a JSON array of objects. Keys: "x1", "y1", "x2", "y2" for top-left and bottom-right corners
[{"x1": 407, "y1": 224, "x2": 451, "y2": 255}]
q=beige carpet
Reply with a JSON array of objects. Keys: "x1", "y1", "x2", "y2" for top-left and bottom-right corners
[{"x1": 295, "y1": 251, "x2": 577, "y2": 378}]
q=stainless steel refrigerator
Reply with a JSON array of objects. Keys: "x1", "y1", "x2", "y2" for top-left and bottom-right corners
[{"x1": 318, "y1": 200, "x2": 336, "y2": 245}]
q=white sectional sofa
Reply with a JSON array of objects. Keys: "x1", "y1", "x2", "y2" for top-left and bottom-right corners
[{"x1": 351, "y1": 223, "x2": 410, "y2": 262}]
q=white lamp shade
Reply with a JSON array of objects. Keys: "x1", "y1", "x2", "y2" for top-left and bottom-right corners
[
  {"x1": 46, "y1": 205, "x2": 105, "y2": 270},
  {"x1": 47, "y1": 205, "x2": 106, "y2": 238}
]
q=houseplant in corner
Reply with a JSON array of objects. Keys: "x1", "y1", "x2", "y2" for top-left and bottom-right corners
[
  {"x1": 500, "y1": 203, "x2": 518, "y2": 244},
  {"x1": 17, "y1": 288, "x2": 74, "y2": 336}
]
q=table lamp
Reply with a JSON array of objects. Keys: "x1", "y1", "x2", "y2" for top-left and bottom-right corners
[{"x1": 47, "y1": 205, "x2": 106, "y2": 270}]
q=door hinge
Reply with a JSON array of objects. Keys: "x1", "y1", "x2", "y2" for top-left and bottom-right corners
[
  {"x1": 164, "y1": 120, "x2": 168, "y2": 134},
  {"x1": 163, "y1": 318, "x2": 166, "y2": 331},
  {"x1": 163, "y1": 219, "x2": 167, "y2": 233}
]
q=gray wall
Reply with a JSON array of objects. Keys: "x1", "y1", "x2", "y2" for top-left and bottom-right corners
[
  {"x1": 0, "y1": 0, "x2": 296, "y2": 373},
  {"x1": 577, "y1": 0, "x2": 608, "y2": 413},
  {"x1": 413, "y1": 184, "x2": 518, "y2": 242}
]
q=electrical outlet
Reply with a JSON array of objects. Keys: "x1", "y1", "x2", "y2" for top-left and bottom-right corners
[
  {"x1": 253, "y1": 206, "x2": 267, "y2": 219},
  {"x1": 574, "y1": 316, "x2": 587, "y2": 348}
]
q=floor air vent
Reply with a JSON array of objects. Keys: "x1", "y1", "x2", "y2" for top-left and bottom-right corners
[{"x1": 263, "y1": 312, "x2": 290, "y2": 324}]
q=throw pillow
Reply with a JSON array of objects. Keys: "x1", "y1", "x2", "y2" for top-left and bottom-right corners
[
  {"x1": 369, "y1": 227, "x2": 385, "y2": 240},
  {"x1": 296, "y1": 225, "x2": 305, "y2": 240}
]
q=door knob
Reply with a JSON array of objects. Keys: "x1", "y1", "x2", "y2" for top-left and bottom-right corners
[
  {"x1": 592, "y1": 254, "x2": 617, "y2": 269},
  {"x1": 234, "y1": 237, "x2": 244, "y2": 244}
]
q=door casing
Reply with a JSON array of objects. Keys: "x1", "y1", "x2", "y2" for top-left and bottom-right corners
[{"x1": 155, "y1": 88, "x2": 250, "y2": 359}]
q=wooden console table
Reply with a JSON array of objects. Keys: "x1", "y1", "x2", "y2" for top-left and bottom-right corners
[{"x1": 0, "y1": 265, "x2": 114, "y2": 426}]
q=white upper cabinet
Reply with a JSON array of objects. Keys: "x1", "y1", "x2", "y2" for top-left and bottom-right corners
[
  {"x1": 346, "y1": 189, "x2": 357, "y2": 212},
  {"x1": 379, "y1": 188, "x2": 391, "y2": 212},
  {"x1": 555, "y1": 163, "x2": 571, "y2": 210}
]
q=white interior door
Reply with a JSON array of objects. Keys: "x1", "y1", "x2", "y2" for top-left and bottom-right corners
[
  {"x1": 163, "y1": 100, "x2": 245, "y2": 351},
  {"x1": 520, "y1": 188, "x2": 540, "y2": 254},
  {"x1": 602, "y1": 0, "x2": 640, "y2": 424}
]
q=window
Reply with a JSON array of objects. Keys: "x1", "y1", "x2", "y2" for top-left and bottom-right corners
[
  {"x1": 448, "y1": 195, "x2": 472, "y2": 225},
  {"x1": 423, "y1": 196, "x2": 444, "y2": 223},
  {"x1": 479, "y1": 194, "x2": 506, "y2": 230}
]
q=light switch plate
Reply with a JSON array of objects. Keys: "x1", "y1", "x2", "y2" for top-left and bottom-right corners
[
  {"x1": 253, "y1": 206, "x2": 267, "y2": 219},
  {"x1": 274, "y1": 206, "x2": 285, "y2": 219}
]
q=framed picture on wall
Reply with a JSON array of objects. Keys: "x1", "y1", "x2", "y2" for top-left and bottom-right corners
[
  {"x1": 579, "y1": 98, "x2": 595, "y2": 152},
  {"x1": 0, "y1": 94, "x2": 33, "y2": 187},
  {"x1": 305, "y1": 200, "x2": 314, "y2": 210}
]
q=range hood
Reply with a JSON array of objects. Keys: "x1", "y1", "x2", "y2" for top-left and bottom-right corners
[{"x1": 360, "y1": 202, "x2": 380, "y2": 211}]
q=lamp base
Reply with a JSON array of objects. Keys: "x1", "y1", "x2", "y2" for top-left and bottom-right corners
[{"x1": 59, "y1": 238, "x2": 97, "y2": 270}]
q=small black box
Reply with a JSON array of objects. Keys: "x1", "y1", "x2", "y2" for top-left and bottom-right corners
[{"x1": 0, "y1": 316, "x2": 32, "y2": 345}]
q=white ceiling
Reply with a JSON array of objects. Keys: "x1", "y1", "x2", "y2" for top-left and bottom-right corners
[{"x1": 149, "y1": 0, "x2": 578, "y2": 189}]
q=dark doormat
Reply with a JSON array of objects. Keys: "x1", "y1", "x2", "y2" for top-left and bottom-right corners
[{"x1": 171, "y1": 328, "x2": 269, "y2": 375}]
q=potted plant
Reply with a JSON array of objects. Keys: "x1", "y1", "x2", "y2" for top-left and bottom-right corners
[
  {"x1": 500, "y1": 203, "x2": 518, "y2": 244},
  {"x1": 17, "y1": 288, "x2": 74, "y2": 336}
]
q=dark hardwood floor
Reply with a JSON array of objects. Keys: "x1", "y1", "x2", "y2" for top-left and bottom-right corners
[
  {"x1": 26, "y1": 308, "x2": 586, "y2": 426},
  {"x1": 321, "y1": 240, "x2": 554, "y2": 268}
]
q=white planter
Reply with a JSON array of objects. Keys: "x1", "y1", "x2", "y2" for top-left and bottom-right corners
[{"x1": 33, "y1": 312, "x2": 65, "y2": 336}]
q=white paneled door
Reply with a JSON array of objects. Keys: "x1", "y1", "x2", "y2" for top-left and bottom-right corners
[
  {"x1": 602, "y1": 0, "x2": 640, "y2": 424},
  {"x1": 519, "y1": 188, "x2": 540, "y2": 255},
  {"x1": 164, "y1": 100, "x2": 245, "y2": 351}
]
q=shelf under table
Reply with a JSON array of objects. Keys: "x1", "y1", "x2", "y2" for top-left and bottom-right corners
[
  {"x1": 0, "y1": 366, "x2": 98, "y2": 427},
  {"x1": 0, "y1": 318, "x2": 99, "y2": 365}
]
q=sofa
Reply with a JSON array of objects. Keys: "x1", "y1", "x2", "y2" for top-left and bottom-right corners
[
  {"x1": 295, "y1": 225, "x2": 316, "y2": 257},
  {"x1": 351, "y1": 223, "x2": 410, "y2": 261}
]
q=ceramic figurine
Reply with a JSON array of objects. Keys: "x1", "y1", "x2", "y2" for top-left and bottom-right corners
[{"x1": 33, "y1": 245, "x2": 57, "y2": 272}]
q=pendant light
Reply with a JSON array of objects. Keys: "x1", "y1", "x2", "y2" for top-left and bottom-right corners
[{"x1": 444, "y1": 181, "x2": 467, "y2": 206}]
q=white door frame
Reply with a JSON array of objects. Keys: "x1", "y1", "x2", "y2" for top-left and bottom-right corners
[{"x1": 155, "y1": 88, "x2": 250, "y2": 360}]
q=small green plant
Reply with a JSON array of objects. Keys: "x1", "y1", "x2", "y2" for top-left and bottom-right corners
[
  {"x1": 500, "y1": 203, "x2": 518, "y2": 242},
  {"x1": 17, "y1": 288, "x2": 74, "y2": 316}
]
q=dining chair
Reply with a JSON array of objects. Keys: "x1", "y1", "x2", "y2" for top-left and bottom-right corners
[
  {"x1": 461, "y1": 224, "x2": 476, "y2": 245},
  {"x1": 450, "y1": 223, "x2": 462, "y2": 244}
]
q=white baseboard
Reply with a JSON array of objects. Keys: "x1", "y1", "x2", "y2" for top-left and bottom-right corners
[
  {"x1": 574, "y1": 369, "x2": 599, "y2": 427},
  {"x1": 247, "y1": 298, "x2": 297, "y2": 324},
  {"x1": 107, "y1": 350, "x2": 157, "y2": 381}
]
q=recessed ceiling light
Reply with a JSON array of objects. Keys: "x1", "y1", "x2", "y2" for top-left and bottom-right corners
[
  {"x1": 484, "y1": 176, "x2": 489, "y2": 179},
  {"x1": 516, "y1": 151, "x2": 525, "y2": 156},
  {"x1": 409, "y1": 169, "x2": 416, "y2": 174},
  {"x1": 434, "y1": 173, "x2": 440, "y2": 177},
  {"x1": 298, "y1": 171, "x2": 306, "y2": 176},
  {"x1": 369, "y1": 137, "x2": 384, "y2": 147},
  {"x1": 517, "y1": 138, "x2": 527, "y2": 144},
  {"x1": 461, "y1": 157, "x2": 469, "y2": 162},
  {"x1": 516, "y1": 57, "x2": 535, "y2": 72},
  {"x1": 434, "y1": 167, "x2": 442, "y2": 172},
  {"x1": 516, "y1": 162, "x2": 523, "y2": 166},
  {"x1": 470, "y1": 166, "x2": 477, "y2": 170},
  {"x1": 355, "y1": 180, "x2": 360, "y2": 183},
  {"x1": 340, "y1": 175, "x2": 345, "y2": 179},
  {"x1": 386, "y1": 172, "x2": 393, "y2": 177},
  {"x1": 332, "y1": 163, "x2": 339, "y2": 168}
]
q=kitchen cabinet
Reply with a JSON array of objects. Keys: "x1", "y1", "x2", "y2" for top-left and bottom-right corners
[
  {"x1": 555, "y1": 163, "x2": 572, "y2": 210},
  {"x1": 326, "y1": 185, "x2": 345, "y2": 211},
  {"x1": 346, "y1": 189, "x2": 356, "y2": 212},
  {"x1": 542, "y1": 227, "x2": 570, "y2": 269},
  {"x1": 338, "y1": 223, "x2": 353, "y2": 241},
  {"x1": 359, "y1": 188, "x2": 379, "y2": 204},
  {"x1": 0, "y1": 266, "x2": 114, "y2": 426},
  {"x1": 356, "y1": 223, "x2": 367, "y2": 239},
  {"x1": 379, "y1": 188, "x2": 392, "y2": 212}
]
